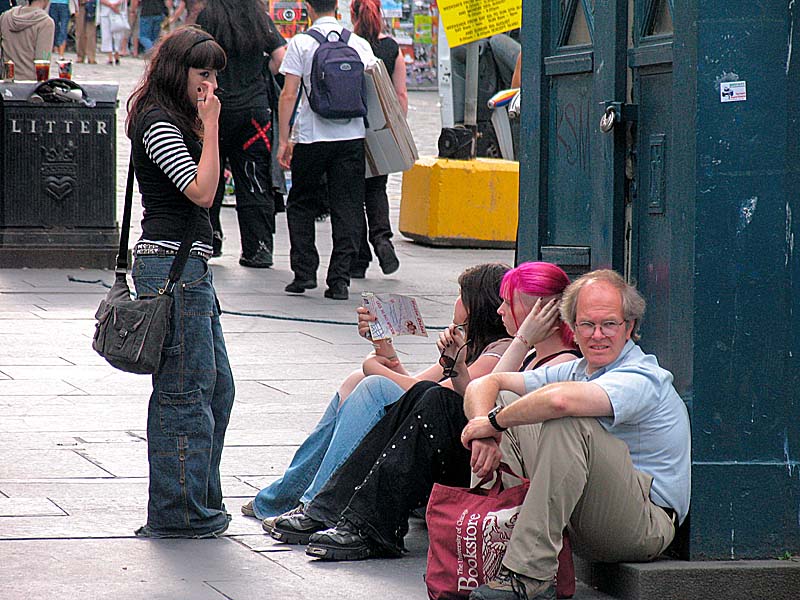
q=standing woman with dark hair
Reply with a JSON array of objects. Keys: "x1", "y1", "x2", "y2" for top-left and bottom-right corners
[
  {"x1": 196, "y1": 0, "x2": 287, "y2": 267},
  {"x1": 348, "y1": 0, "x2": 407, "y2": 279},
  {"x1": 126, "y1": 26, "x2": 233, "y2": 539}
]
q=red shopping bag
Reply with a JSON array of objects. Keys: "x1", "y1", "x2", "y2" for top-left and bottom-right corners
[{"x1": 424, "y1": 464, "x2": 575, "y2": 599}]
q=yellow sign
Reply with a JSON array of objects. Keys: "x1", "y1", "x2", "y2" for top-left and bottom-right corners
[{"x1": 438, "y1": 0, "x2": 522, "y2": 47}]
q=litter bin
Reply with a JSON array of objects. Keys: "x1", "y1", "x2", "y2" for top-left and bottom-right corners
[{"x1": 0, "y1": 79, "x2": 119, "y2": 268}]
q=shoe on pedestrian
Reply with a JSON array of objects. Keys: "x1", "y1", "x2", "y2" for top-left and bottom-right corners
[
  {"x1": 270, "y1": 507, "x2": 325, "y2": 545},
  {"x1": 211, "y1": 232, "x2": 223, "y2": 258},
  {"x1": 285, "y1": 278, "x2": 317, "y2": 294},
  {"x1": 375, "y1": 242, "x2": 400, "y2": 275},
  {"x1": 239, "y1": 241, "x2": 273, "y2": 268},
  {"x1": 262, "y1": 504, "x2": 304, "y2": 535},
  {"x1": 241, "y1": 500, "x2": 256, "y2": 518},
  {"x1": 469, "y1": 567, "x2": 555, "y2": 600},
  {"x1": 350, "y1": 265, "x2": 368, "y2": 279},
  {"x1": 324, "y1": 283, "x2": 349, "y2": 300},
  {"x1": 306, "y1": 520, "x2": 374, "y2": 561}
]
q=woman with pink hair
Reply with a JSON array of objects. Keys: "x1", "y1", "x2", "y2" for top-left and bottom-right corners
[{"x1": 492, "y1": 260, "x2": 577, "y2": 375}]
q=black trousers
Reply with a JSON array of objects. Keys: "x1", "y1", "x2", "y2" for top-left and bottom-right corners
[
  {"x1": 287, "y1": 139, "x2": 366, "y2": 287},
  {"x1": 209, "y1": 105, "x2": 277, "y2": 258},
  {"x1": 353, "y1": 174, "x2": 393, "y2": 270},
  {"x1": 305, "y1": 381, "x2": 471, "y2": 555}
]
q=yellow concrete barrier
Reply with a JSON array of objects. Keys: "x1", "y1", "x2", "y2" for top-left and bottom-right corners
[{"x1": 399, "y1": 156, "x2": 519, "y2": 248}]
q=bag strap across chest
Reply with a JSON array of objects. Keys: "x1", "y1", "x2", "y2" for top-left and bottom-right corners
[{"x1": 117, "y1": 155, "x2": 199, "y2": 295}]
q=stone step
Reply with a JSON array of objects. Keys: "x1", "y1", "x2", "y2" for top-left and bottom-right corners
[{"x1": 575, "y1": 556, "x2": 800, "y2": 600}]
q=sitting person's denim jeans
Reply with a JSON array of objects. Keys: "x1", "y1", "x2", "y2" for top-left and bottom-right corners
[
  {"x1": 132, "y1": 256, "x2": 234, "y2": 537},
  {"x1": 253, "y1": 375, "x2": 405, "y2": 519}
]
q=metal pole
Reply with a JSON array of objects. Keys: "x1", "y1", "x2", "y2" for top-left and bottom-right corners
[{"x1": 464, "y1": 41, "x2": 479, "y2": 158}]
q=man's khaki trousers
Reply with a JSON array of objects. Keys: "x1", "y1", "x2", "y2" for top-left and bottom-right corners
[{"x1": 495, "y1": 392, "x2": 676, "y2": 581}]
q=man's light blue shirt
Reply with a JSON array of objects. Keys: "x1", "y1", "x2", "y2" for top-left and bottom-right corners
[{"x1": 522, "y1": 340, "x2": 691, "y2": 524}]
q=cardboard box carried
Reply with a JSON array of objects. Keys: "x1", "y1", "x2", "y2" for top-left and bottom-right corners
[{"x1": 364, "y1": 60, "x2": 418, "y2": 178}]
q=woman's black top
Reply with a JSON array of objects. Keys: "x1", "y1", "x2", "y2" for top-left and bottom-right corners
[
  {"x1": 373, "y1": 36, "x2": 399, "y2": 74},
  {"x1": 196, "y1": 12, "x2": 286, "y2": 112},
  {"x1": 131, "y1": 107, "x2": 212, "y2": 248}
]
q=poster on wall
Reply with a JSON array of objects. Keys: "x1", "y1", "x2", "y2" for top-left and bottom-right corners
[
  {"x1": 382, "y1": 0, "x2": 403, "y2": 17},
  {"x1": 414, "y1": 14, "x2": 433, "y2": 44},
  {"x1": 270, "y1": 1, "x2": 310, "y2": 37}
]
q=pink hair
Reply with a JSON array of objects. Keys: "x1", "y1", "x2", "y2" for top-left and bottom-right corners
[{"x1": 500, "y1": 262, "x2": 575, "y2": 347}]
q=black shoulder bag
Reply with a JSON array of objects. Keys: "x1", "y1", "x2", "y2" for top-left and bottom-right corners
[{"x1": 92, "y1": 158, "x2": 198, "y2": 375}]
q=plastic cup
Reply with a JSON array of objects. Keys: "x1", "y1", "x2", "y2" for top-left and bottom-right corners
[
  {"x1": 34, "y1": 60, "x2": 50, "y2": 82},
  {"x1": 57, "y1": 59, "x2": 72, "y2": 80}
]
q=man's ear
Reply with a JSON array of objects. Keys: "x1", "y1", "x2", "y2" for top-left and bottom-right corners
[{"x1": 626, "y1": 320, "x2": 635, "y2": 340}]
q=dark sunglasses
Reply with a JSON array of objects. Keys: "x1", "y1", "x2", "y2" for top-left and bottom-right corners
[{"x1": 439, "y1": 340, "x2": 471, "y2": 379}]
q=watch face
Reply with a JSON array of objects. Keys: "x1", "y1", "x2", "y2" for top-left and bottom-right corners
[{"x1": 488, "y1": 406, "x2": 505, "y2": 431}]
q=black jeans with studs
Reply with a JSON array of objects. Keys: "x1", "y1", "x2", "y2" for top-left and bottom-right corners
[{"x1": 305, "y1": 381, "x2": 471, "y2": 555}]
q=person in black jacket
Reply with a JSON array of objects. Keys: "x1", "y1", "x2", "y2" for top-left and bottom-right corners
[{"x1": 196, "y1": 0, "x2": 286, "y2": 267}]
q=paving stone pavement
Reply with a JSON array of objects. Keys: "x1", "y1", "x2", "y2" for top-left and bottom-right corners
[{"x1": 0, "y1": 53, "x2": 612, "y2": 599}]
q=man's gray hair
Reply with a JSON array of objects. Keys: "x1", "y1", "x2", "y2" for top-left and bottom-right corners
[{"x1": 559, "y1": 269, "x2": 646, "y2": 341}]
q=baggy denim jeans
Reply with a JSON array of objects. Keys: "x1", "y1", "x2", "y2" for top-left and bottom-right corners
[
  {"x1": 252, "y1": 375, "x2": 404, "y2": 519},
  {"x1": 132, "y1": 256, "x2": 235, "y2": 537}
]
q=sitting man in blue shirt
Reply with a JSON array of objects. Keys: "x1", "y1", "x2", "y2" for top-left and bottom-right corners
[{"x1": 461, "y1": 269, "x2": 691, "y2": 600}]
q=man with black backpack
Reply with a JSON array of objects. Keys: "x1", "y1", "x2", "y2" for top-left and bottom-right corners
[{"x1": 277, "y1": 0, "x2": 376, "y2": 301}]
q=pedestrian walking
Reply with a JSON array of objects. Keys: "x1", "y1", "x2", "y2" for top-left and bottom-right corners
[
  {"x1": 278, "y1": 0, "x2": 376, "y2": 300},
  {"x1": 75, "y1": 0, "x2": 98, "y2": 63},
  {"x1": 348, "y1": 0, "x2": 406, "y2": 279},
  {"x1": 196, "y1": 0, "x2": 286, "y2": 267},
  {"x1": 98, "y1": 0, "x2": 127, "y2": 65},
  {"x1": 48, "y1": 0, "x2": 69, "y2": 59},
  {"x1": 125, "y1": 26, "x2": 234, "y2": 538},
  {"x1": 129, "y1": 0, "x2": 167, "y2": 55}
]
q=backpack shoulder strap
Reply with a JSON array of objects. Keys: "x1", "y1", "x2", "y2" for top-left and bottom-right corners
[
  {"x1": 304, "y1": 28, "x2": 326, "y2": 45},
  {"x1": 339, "y1": 28, "x2": 351, "y2": 43}
]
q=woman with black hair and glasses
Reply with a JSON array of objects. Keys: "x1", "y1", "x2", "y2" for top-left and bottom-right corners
[
  {"x1": 126, "y1": 26, "x2": 233, "y2": 539},
  {"x1": 195, "y1": 0, "x2": 286, "y2": 266},
  {"x1": 242, "y1": 263, "x2": 513, "y2": 522}
]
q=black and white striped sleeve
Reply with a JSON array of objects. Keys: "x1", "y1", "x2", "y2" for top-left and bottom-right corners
[{"x1": 142, "y1": 121, "x2": 199, "y2": 192}]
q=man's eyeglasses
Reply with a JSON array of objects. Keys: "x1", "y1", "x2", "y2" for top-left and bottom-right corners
[
  {"x1": 575, "y1": 320, "x2": 627, "y2": 337},
  {"x1": 439, "y1": 341, "x2": 470, "y2": 379}
]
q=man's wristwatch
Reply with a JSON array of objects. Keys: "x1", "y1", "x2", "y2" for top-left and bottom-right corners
[{"x1": 487, "y1": 405, "x2": 507, "y2": 432}]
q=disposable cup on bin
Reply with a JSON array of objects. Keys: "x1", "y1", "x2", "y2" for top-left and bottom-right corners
[
  {"x1": 34, "y1": 60, "x2": 50, "y2": 82},
  {"x1": 57, "y1": 59, "x2": 72, "y2": 80},
  {"x1": 2, "y1": 60, "x2": 14, "y2": 81}
]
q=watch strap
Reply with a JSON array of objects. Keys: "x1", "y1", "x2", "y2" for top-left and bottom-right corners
[{"x1": 488, "y1": 406, "x2": 507, "y2": 432}]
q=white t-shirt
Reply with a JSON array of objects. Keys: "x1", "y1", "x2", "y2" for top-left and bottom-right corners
[{"x1": 280, "y1": 16, "x2": 377, "y2": 143}]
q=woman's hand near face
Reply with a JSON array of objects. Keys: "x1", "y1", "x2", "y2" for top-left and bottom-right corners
[
  {"x1": 437, "y1": 323, "x2": 468, "y2": 366},
  {"x1": 517, "y1": 297, "x2": 560, "y2": 347},
  {"x1": 196, "y1": 81, "x2": 220, "y2": 128},
  {"x1": 181, "y1": 80, "x2": 220, "y2": 208}
]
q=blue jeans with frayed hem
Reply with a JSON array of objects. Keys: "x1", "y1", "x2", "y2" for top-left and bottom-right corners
[{"x1": 133, "y1": 256, "x2": 234, "y2": 538}]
